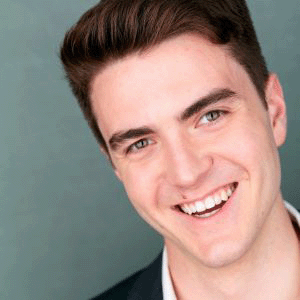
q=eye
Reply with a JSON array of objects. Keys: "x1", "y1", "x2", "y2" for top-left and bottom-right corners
[
  {"x1": 126, "y1": 138, "x2": 153, "y2": 154},
  {"x1": 199, "y1": 110, "x2": 225, "y2": 125}
]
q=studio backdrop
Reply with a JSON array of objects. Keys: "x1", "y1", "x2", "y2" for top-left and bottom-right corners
[{"x1": 0, "y1": 0, "x2": 299, "y2": 299}]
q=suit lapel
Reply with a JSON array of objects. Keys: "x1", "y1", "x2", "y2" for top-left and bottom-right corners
[{"x1": 127, "y1": 252, "x2": 163, "y2": 300}]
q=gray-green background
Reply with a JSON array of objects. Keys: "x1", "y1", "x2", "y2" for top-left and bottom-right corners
[{"x1": 1, "y1": 0, "x2": 299, "y2": 299}]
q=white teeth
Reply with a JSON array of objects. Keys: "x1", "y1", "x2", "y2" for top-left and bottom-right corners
[
  {"x1": 221, "y1": 190, "x2": 228, "y2": 201},
  {"x1": 187, "y1": 207, "x2": 193, "y2": 215},
  {"x1": 186, "y1": 205, "x2": 193, "y2": 215},
  {"x1": 179, "y1": 184, "x2": 236, "y2": 216},
  {"x1": 205, "y1": 197, "x2": 215, "y2": 209},
  {"x1": 226, "y1": 188, "x2": 232, "y2": 197},
  {"x1": 195, "y1": 201, "x2": 205, "y2": 212},
  {"x1": 189, "y1": 204, "x2": 197, "y2": 213},
  {"x1": 181, "y1": 205, "x2": 190, "y2": 214},
  {"x1": 214, "y1": 194, "x2": 222, "y2": 205}
]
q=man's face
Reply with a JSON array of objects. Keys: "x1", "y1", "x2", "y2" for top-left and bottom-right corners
[{"x1": 91, "y1": 34, "x2": 286, "y2": 268}]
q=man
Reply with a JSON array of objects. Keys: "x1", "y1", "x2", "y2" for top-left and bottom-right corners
[{"x1": 60, "y1": 0, "x2": 300, "y2": 299}]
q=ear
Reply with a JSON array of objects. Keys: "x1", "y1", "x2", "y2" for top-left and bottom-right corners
[
  {"x1": 265, "y1": 73, "x2": 287, "y2": 147},
  {"x1": 99, "y1": 146, "x2": 122, "y2": 181}
]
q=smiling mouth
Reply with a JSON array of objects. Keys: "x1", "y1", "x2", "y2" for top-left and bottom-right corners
[{"x1": 176, "y1": 182, "x2": 238, "y2": 218}]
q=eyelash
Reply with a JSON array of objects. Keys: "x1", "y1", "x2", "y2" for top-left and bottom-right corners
[
  {"x1": 198, "y1": 110, "x2": 227, "y2": 125},
  {"x1": 126, "y1": 138, "x2": 153, "y2": 154}
]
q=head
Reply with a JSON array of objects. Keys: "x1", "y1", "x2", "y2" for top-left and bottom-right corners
[
  {"x1": 60, "y1": 0, "x2": 269, "y2": 154},
  {"x1": 60, "y1": 0, "x2": 287, "y2": 269}
]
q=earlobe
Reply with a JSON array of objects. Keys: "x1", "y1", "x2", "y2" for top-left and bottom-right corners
[{"x1": 265, "y1": 73, "x2": 287, "y2": 147}]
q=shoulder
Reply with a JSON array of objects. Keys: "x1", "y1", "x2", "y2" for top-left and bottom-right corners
[
  {"x1": 90, "y1": 269, "x2": 144, "y2": 300},
  {"x1": 90, "y1": 252, "x2": 163, "y2": 300}
]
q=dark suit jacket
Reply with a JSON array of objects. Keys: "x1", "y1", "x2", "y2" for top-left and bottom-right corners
[{"x1": 91, "y1": 253, "x2": 163, "y2": 300}]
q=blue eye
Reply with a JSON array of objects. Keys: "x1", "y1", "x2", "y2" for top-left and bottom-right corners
[
  {"x1": 200, "y1": 110, "x2": 224, "y2": 124},
  {"x1": 127, "y1": 138, "x2": 153, "y2": 153}
]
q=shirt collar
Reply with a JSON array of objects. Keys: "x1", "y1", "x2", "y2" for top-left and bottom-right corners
[
  {"x1": 162, "y1": 246, "x2": 177, "y2": 300},
  {"x1": 162, "y1": 201, "x2": 300, "y2": 300}
]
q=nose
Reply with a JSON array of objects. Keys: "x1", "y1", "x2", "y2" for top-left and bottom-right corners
[{"x1": 163, "y1": 136, "x2": 213, "y2": 190}]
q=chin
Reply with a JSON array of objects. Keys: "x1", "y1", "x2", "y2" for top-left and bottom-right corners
[{"x1": 191, "y1": 239, "x2": 252, "y2": 269}]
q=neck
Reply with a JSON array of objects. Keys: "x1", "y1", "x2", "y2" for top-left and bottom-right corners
[{"x1": 166, "y1": 200, "x2": 300, "y2": 300}]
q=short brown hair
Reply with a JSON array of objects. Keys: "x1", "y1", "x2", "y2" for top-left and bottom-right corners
[{"x1": 60, "y1": 0, "x2": 269, "y2": 152}]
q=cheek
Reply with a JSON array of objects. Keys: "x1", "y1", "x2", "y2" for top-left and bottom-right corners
[
  {"x1": 119, "y1": 164, "x2": 173, "y2": 234},
  {"x1": 221, "y1": 115, "x2": 276, "y2": 162},
  {"x1": 120, "y1": 163, "x2": 158, "y2": 211},
  {"x1": 219, "y1": 117, "x2": 281, "y2": 201}
]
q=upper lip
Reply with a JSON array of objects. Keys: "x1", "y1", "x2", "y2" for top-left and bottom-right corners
[{"x1": 175, "y1": 182, "x2": 237, "y2": 207}]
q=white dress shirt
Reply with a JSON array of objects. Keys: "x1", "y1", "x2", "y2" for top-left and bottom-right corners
[{"x1": 162, "y1": 201, "x2": 300, "y2": 300}]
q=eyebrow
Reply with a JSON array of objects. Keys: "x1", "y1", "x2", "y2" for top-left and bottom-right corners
[
  {"x1": 109, "y1": 127, "x2": 155, "y2": 151},
  {"x1": 180, "y1": 88, "x2": 237, "y2": 121},
  {"x1": 108, "y1": 88, "x2": 237, "y2": 151}
]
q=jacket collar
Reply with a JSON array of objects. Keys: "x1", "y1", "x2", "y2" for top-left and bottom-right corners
[{"x1": 127, "y1": 252, "x2": 163, "y2": 300}]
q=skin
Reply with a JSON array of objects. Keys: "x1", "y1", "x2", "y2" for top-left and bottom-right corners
[{"x1": 91, "y1": 34, "x2": 300, "y2": 299}]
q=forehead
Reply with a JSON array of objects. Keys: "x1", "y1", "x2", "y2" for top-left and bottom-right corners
[{"x1": 90, "y1": 34, "x2": 251, "y2": 140}]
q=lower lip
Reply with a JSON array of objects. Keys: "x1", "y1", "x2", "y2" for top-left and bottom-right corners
[
  {"x1": 193, "y1": 206, "x2": 223, "y2": 218},
  {"x1": 175, "y1": 184, "x2": 238, "y2": 224}
]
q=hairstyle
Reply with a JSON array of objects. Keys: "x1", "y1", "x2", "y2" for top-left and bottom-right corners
[{"x1": 60, "y1": 0, "x2": 269, "y2": 152}]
